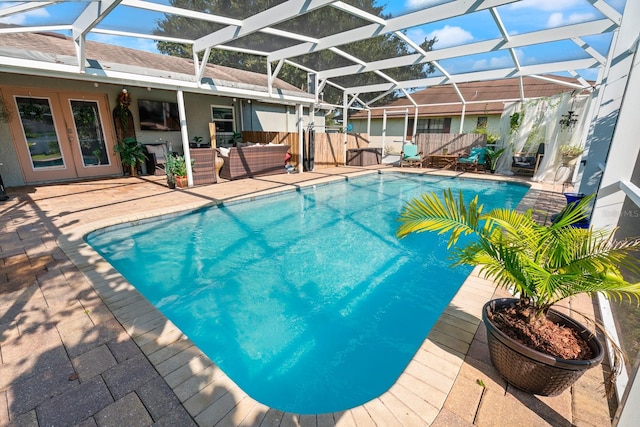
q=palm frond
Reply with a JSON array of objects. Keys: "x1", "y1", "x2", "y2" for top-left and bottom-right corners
[
  {"x1": 397, "y1": 189, "x2": 483, "y2": 248},
  {"x1": 396, "y1": 187, "x2": 640, "y2": 316}
]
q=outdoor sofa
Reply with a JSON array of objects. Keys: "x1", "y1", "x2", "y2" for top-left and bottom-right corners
[{"x1": 218, "y1": 143, "x2": 290, "y2": 180}]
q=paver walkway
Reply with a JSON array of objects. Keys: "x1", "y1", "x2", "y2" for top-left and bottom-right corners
[{"x1": 0, "y1": 166, "x2": 612, "y2": 426}]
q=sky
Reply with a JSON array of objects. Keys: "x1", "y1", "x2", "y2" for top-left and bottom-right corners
[{"x1": 0, "y1": 0, "x2": 629, "y2": 82}]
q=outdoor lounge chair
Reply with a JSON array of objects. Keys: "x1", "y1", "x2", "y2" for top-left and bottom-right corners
[
  {"x1": 512, "y1": 143, "x2": 545, "y2": 175},
  {"x1": 143, "y1": 142, "x2": 169, "y2": 175},
  {"x1": 400, "y1": 144, "x2": 424, "y2": 167},
  {"x1": 455, "y1": 147, "x2": 488, "y2": 172}
]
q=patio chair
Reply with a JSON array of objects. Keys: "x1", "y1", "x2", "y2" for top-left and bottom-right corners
[
  {"x1": 455, "y1": 147, "x2": 488, "y2": 172},
  {"x1": 143, "y1": 142, "x2": 169, "y2": 175},
  {"x1": 400, "y1": 144, "x2": 424, "y2": 168},
  {"x1": 512, "y1": 143, "x2": 545, "y2": 175}
]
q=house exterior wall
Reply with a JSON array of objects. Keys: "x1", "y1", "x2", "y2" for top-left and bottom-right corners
[
  {"x1": 578, "y1": 1, "x2": 640, "y2": 420},
  {"x1": 0, "y1": 75, "x2": 124, "y2": 187},
  {"x1": 0, "y1": 74, "x2": 316, "y2": 187},
  {"x1": 243, "y1": 102, "x2": 322, "y2": 133},
  {"x1": 349, "y1": 113, "x2": 502, "y2": 153}
]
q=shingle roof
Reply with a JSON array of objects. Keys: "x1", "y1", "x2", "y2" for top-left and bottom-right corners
[
  {"x1": 0, "y1": 30, "x2": 307, "y2": 96},
  {"x1": 350, "y1": 76, "x2": 591, "y2": 119}
]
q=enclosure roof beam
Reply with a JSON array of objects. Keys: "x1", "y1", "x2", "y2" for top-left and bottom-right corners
[
  {"x1": 72, "y1": 0, "x2": 122, "y2": 40},
  {"x1": 91, "y1": 28, "x2": 193, "y2": 44},
  {"x1": 122, "y1": 0, "x2": 241, "y2": 26},
  {"x1": 528, "y1": 74, "x2": 591, "y2": 90},
  {"x1": 586, "y1": 0, "x2": 623, "y2": 23},
  {"x1": 0, "y1": 2, "x2": 55, "y2": 18},
  {"x1": 327, "y1": 45, "x2": 415, "y2": 102},
  {"x1": 72, "y1": 0, "x2": 123, "y2": 72},
  {"x1": 345, "y1": 58, "x2": 599, "y2": 94},
  {"x1": 193, "y1": 0, "x2": 337, "y2": 53},
  {"x1": 331, "y1": 2, "x2": 386, "y2": 25},
  {"x1": 490, "y1": 7, "x2": 521, "y2": 71},
  {"x1": 0, "y1": 25, "x2": 71, "y2": 35},
  {"x1": 365, "y1": 89, "x2": 397, "y2": 107},
  {"x1": 572, "y1": 37, "x2": 608, "y2": 65},
  {"x1": 316, "y1": 19, "x2": 615, "y2": 80},
  {"x1": 267, "y1": 0, "x2": 517, "y2": 62},
  {"x1": 566, "y1": 70, "x2": 592, "y2": 89}
]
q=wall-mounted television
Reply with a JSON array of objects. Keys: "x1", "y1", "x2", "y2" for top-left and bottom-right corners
[{"x1": 138, "y1": 99, "x2": 180, "y2": 131}]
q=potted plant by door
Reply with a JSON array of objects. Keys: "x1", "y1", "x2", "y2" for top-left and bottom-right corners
[
  {"x1": 169, "y1": 155, "x2": 194, "y2": 188},
  {"x1": 172, "y1": 155, "x2": 189, "y2": 188},
  {"x1": 113, "y1": 137, "x2": 147, "y2": 176},
  {"x1": 164, "y1": 152, "x2": 177, "y2": 189},
  {"x1": 396, "y1": 189, "x2": 640, "y2": 396}
]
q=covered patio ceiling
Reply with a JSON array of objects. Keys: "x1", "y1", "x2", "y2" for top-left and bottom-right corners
[{"x1": 0, "y1": 0, "x2": 631, "y2": 109}]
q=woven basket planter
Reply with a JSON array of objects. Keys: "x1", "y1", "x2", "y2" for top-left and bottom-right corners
[{"x1": 482, "y1": 298, "x2": 604, "y2": 396}]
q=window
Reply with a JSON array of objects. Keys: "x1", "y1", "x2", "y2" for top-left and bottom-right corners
[
  {"x1": 416, "y1": 118, "x2": 451, "y2": 134},
  {"x1": 211, "y1": 105, "x2": 236, "y2": 146},
  {"x1": 477, "y1": 116, "x2": 488, "y2": 129},
  {"x1": 211, "y1": 106, "x2": 234, "y2": 133}
]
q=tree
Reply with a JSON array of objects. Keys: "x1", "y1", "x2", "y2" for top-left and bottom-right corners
[{"x1": 155, "y1": 0, "x2": 435, "y2": 105}]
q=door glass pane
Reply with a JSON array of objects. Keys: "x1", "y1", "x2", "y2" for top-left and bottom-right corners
[
  {"x1": 16, "y1": 97, "x2": 65, "y2": 169},
  {"x1": 71, "y1": 100, "x2": 110, "y2": 166}
]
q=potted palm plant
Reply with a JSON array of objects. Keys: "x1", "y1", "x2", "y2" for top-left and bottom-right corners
[
  {"x1": 397, "y1": 189, "x2": 640, "y2": 396},
  {"x1": 485, "y1": 145, "x2": 509, "y2": 174},
  {"x1": 114, "y1": 137, "x2": 146, "y2": 176}
]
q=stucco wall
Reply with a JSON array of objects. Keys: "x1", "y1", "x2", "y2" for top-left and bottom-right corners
[
  {"x1": 244, "y1": 102, "x2": 320, "y2": 133},
  {"x1": 349, "y1": 114, "x2": 503, "y2": 144},
  {"x1": 0, "y1": 74, "x2": 317, "y2": 187}
]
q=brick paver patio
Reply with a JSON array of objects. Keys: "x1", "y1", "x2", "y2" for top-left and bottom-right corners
[{"x1": 0, "y1": 167, "x2": 612, "y2": 426}]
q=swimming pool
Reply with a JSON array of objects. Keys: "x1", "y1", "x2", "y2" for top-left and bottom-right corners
[{"x1": 87, "y1": 173, "x2": 527, "y2": 414}]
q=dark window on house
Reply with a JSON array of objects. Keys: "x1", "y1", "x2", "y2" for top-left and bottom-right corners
[
  {"x1": 477, "y1": 116, "x2": 488, "y2": 129},
  {"x1": 416, "y1": 118, "x2": 451, "y2": 134}
]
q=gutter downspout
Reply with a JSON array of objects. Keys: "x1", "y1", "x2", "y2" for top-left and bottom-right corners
[{"x1": 298, "y1": 104, "x2": 304, "y2": 173}]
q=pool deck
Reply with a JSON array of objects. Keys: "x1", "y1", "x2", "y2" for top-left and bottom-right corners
[{"x1": 0, "y1": 166, "x2": 612, "y2": 426}]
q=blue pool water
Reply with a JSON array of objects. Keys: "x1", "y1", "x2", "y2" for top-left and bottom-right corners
[{"x1": 87, "y1": 173, "x2": 527, "y2": 414}]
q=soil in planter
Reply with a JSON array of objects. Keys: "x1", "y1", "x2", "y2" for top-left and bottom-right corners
[{"x1": 489, "y1": 304, "x2": 594, "y2": 360}]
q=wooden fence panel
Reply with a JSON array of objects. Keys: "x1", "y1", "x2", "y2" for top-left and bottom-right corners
[
  {"x1": 346, "y1": 133, "x2": 371, "y2": 149},
  {"x1": 240, "y1": 131, "x2": 371, "y2": 170},
  {"x1": 312, "y1": 132, "x2": 342, "y2": 168},
  {"x1": 313, "y1": 132, "x2": 370, "y2": 169},
  {"x1": 414, "y1": 133, "x2": 486, "y2": 156}
]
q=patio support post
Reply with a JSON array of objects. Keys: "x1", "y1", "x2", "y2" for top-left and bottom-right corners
[
  {"x1": 403, "y1": 108, "x2": 409, "y2": 142},
  {"x1": 297, "y1": 103, "x2": 304, "y2": 173},
  {"x1": 343, "y1": 91, "x2": 348, "y2": 165},
  {"x1": 413, "y1": 107, "x2": 419, "y2": 139},
  {"x1": 382, "y1": 109, "x2": 387, "y2": 156},
  {"x1": 367, "y1": 109, "x2": 371, "y2": 138},
  {"x1": 459, "y1": 103, "x2": 466, "y2": 133},
  {"x1": 176, "y1": 89, "x2": 194, "y2": 187}
]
